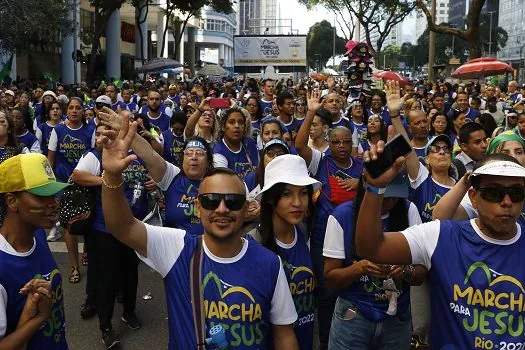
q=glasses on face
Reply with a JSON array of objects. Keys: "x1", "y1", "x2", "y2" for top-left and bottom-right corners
[
  {"x1": 183, "y1": 149, "x2": 206, "y2": 158},
  {"x1": 265, "y1": 149, "x2": 286, "y2": 158},
  {"x1": 246, "y1": 104, "x2": 258, "y2": 107},
  {"x1": 329, "y1": 139, "x2": 352, "y2": 147},
  {"x1": 476, "y1": 186, "x2": 525, "y2": 203},
  {"x1": 353, "y1": 105, "x2": 363, "y2": 109},
  {"x1": 96, "y1": 103, "x2": 110, "y2": 110},
  {"x1": 296, "y1": 102, "x2": 305, "y2": 106},
  {"x1": 429, "y1": 145, "x2": 451, "y2": 154},
  {"x1": 198, "y1": 193, "x2": 246, "y2": 211}
]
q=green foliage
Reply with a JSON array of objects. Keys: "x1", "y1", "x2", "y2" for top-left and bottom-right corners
[
  {"x1": 0, "y1": 0, "x2": 74, "y2": 55},
  {"x1": 307, "y1": 20, "x2": 346, "y2": 69},
  {"x1": 299, "y1": 0, "x2": 415, "y2": 57}
]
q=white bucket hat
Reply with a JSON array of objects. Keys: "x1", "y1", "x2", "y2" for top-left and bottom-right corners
[{"x1": 255, "y1": 154, "x2": 321, "y2": 200}]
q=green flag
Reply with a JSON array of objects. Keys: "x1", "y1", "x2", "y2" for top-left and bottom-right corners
[
  {"x1": 42, "y1": 72, "x2": 54, "y2": 81},
  {"x1": 0, "y1": 54, "x2": 14, "y2": 84}
]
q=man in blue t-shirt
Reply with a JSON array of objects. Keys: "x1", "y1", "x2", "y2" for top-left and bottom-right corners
[
  {"x1": 98, "y1": 116, "x2": 300, "y2": 349},
  {"x1": 357, "y1": 151, "x2": 525, "y2": 349}
]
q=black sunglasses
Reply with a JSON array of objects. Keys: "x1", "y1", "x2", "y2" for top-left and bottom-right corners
[
  {"x1": 476, "y1": 186, "x2": 525, "y2": 203},
  {"x1": 198, "y1": 193, "x2": 246, "y2": 211},
  {"x1": 96, "y1": 103, "x2": 111, "y2": 110}
]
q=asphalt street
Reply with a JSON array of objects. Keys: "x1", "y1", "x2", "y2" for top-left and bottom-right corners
[{"x1": 51, "y1": 242, "x2": 169, "y2": 349}]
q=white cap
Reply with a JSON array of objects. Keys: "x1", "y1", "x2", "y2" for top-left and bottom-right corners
[
  {"x1": 95, "y1": 95, "x2": 111, "y2": 106},
  {"x1": 471, "y1": 161, "x2": 525, "y2": 178},
  {"x1": 42, "y1": 90, "x2": 57, "y2": 100},
  {"x1": 255, "y1": 154, "x2": 321, "y2": 200},
  {"x1": 4, "y1": 90, "x2": 14, "y2": 97}
]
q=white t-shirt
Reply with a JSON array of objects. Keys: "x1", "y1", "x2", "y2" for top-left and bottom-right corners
[{"x1": 137, "y1": 224, "x2": 298, "y2": 325}]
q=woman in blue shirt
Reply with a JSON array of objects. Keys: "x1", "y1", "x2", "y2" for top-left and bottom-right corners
[
  {"x1": 36, "y1": 101, "x2": 63, "y2": 156},
  {"x1": 249, "y1": 154, "x2": 321, "y2": 350},
  {"x1": 47, "y1": 97, "x2": 93, "y2": 284}
]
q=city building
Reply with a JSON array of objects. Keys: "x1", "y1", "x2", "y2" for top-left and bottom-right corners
[
  {"x1": 448, "y1": 0, "x2": 498, "y2": 29},
  {"x1": 4, "y1": 0, "x2": 237, "y2": 83},
  {"x1": 236, "y1": 0, "x2": 279, "y2": 35},
  {"x1": 497, "y1": 0, "x2": 525, "y2": 80}
]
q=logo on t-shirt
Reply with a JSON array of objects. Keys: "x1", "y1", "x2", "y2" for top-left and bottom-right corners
[
  {"x1": 203, "y1": 271, "x2": 265, "y2": 347},
  {"x1": 451, "y1": 261, "x2": 525, "y2": 348},
  {"x1": 61, "y1": 134, "x2": 87, "y2": 162},
  {"x1": 283, "y1": 260, "x2": 315, "y2": 326},
  {"x1": 34, "y1": 268, "x2": 65, "y2": 344},
  {"x1": 423, "y1": 193, "x2": 443, "y2": 221}
]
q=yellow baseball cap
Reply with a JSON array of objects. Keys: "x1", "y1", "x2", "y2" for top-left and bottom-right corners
[{"x1": 0, "y1": 153, "x2": 70, "y2": 196}]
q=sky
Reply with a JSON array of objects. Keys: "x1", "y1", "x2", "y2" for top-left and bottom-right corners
[{"x1": 278, "y1": 0, "x2": 417, "y2": 43}]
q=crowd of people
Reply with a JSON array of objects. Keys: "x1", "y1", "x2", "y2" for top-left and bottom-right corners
[{"x1": 0, "y1": 72, "x2": 524, "y2": 350}]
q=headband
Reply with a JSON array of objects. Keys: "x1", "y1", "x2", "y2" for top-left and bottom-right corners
[
  {"x1": 486, "y1": 130, "x2": 525, "y2": 155},
  {"x1": 185, "y1": 140, "x2": 207, "y2": 151}
]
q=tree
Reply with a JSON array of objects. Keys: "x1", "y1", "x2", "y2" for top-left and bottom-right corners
[
  {"x1": 160, "y1": 0, "x2": 234, "y2": 60},
  {"x1": 379, "y1": 44, "x2": 401, "y2": 70},
  {"x1": 0, "y1": 0, "x2": 74, "y2": 56},
  {"x1": 416, "y1": 0, "x2": 489, "y2": 59},
  {"x1": 300, "y1": 0, "x2": 416, "y2": 61},
  {"x1": 306, "y1": 20, "x2": 346, "y2": 70}
]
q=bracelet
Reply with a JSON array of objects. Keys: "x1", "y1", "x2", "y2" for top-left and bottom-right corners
[
  {"x1": 101, "y1": 171, "x2": 124, "y2": 190},
  {"x1": 390, "y1": 114, "x2": 400, "y2": 118},
  {"x1": 197, "y1": 107, "x2": 204, "y2": 113},
  {"x1": 403, "y1": 265, "x2": 416, "y2": 282},
  {"x1": 365, "y1": 184, "x2": 385, "y2": 195}
]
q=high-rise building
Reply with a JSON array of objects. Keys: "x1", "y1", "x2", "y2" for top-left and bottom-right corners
[
  {"x1": 448, "y1": 0, "x2": 498, "y2": 29},
  {"x1": 497, "y1": 0, "x2": 525, "y2": 67},
  {"x1": 384, "y1": 22, "x2": 403, "y2": 47},
  {"x1": 415, "y1": 0, "x2": 450, "y2": 41},
  {"x1": 237, "y1": 0, "x2": 278, "y2": 35}
]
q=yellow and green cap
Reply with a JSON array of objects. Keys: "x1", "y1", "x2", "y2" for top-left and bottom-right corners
[{"x1": 0, "y1": 153, "x2": 70, "y2": 196}]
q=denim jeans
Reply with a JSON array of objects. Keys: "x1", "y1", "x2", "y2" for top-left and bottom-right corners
[
  {"x1": 328, "y1": 296, "x2": 412, "y2": 350},
  {"x1": 311, "y1": 242, "x2": 337, "y2": 349}
]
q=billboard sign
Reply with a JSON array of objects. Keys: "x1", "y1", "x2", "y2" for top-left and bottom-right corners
[{"x1": 234, "y1": 36, "x2": 307, "y2": 66}]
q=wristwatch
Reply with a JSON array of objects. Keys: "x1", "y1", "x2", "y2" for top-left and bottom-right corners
[
  {"x1": 403, "y1": 265, "x2": 415, "y2": 282},
  {"x1": 365, "y1": 183, "x2": 385, "y2": 195}
]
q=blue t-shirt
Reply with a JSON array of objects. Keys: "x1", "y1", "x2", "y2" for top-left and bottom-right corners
[
  {"x1": 88, "y1": 149, "x2": 149, "y2": 233},
  {"x1": 0, "y1": 229, "x2": 68, "y2": 349},
  {"x1": 163, "y1": 174, "x2": 203, "y2": 236},
  {"x1": 213, "y1": 138, "x2": 259, "y2": 177},
  {"x1": 37, "y1": 122, "x2": 56, "y2": 156},
  {"x1": 111, "y1": 100, "x2": 127, "y2": 112},
  {"x1": 161, "y1": 129, "x2": 185, "y2": 167},
  {"x1": 124, "y1": 101, "x2": 139, "y2": 113},
  {"x1": 409, "y1": 166, "x2": 453, "y2": 222},
  {"x1": 250, "y1": 120, "x2": 261, "y2": 140},
  {"x1": 259, "y1": 99, "x2": 273, "y2": 116},
  {"x1": 16, "y1": 130, "x2": 38, "y2": 151},
  {"x1": 140, "y1": 104, "x2": 169, "y2": 116},
  {"x1": 277, "y1": 227, "x2": 315, "y2": 350},
  {"x1": 328, "y1": 201, "x2": 410, "y2": 322},
  {"x1": 147, "y1": 112, "x2": 171, "y2": 132},
  {"x1": 142, "y1": 230, "x2": 287, "y2": 349},
  {"x1": 332, "y1": 116, "x2": 354, "y2": 132},
  {"x1": 310, "y1": 153, "x2": 363, "y2": 246},
  {"x1": 52, "y1": 123, "x2": 92, "y2": 181},
  {"x1": 404, "y1": 220, "x2": 525, "y2": 349},
  {"x1": 279, "y1": 117, "x2": 299, "y2": 138},
  {"x1": 352, "y1": 121, "x2": 367, "y2": 145}
]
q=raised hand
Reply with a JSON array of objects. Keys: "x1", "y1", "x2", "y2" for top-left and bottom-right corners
[
  {"x1": 362, "y1": 136, "x2": 406, "y2": 188},
  {"x1": 327, "y1": 76, "x2": 335, "y2": 91},
  {"x1": 198, "y1": 97, "x2": 212, "y2": 112},
  {"x1": 98, "y1": 107, "x2": 123, "y2": 134},
  {"x1": 307, "y1": 90, "x2": 323, "y2": 112},
  {"x1": 385, "y1": 80, "x2": 406, "y2": 115},
  {"x1": 99, "y1": 112, "x2": 138, "y2": 176}
]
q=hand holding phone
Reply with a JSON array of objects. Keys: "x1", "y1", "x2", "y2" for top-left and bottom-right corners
[
  {"x1": 364, "y1": 134, "x2": 411, "y2": 179},
  {"x1": 208, "y1": 98, "x2": 230, "y2": 109}
]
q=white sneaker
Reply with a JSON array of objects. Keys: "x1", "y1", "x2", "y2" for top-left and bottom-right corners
[{"x1": 47, "y1": 227, "x2": 62, "y2": 242}]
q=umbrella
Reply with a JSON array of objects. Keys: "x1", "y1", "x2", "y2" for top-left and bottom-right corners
[
  {"x1": 321, "y1": 68, "x2": 339, "y2": 76},
  {"x1": 372, "y1": 70, "x2": 408, "y2": 85},
  {"x1": 136, "y1": 58, "x2": 183, "y2": 73},
  {"x1": 451, "y1": 57, "x2": 514, "y2": 79},
  {"x1": 197, "y1": 65, "x2": 228, "y2": 77}
]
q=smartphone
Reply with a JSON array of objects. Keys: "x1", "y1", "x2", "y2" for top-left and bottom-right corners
[
  {"x1": 209, "y1": 98, "x2": 230, "y2": 109},
  {"x1": 364, "y1": 134, "x2": 412, "y2": 179}
]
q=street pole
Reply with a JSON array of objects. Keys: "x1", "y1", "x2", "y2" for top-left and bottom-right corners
[
  {"x1": 428, "y1": 0, "x2": 436, "y2": 82},
  {"x1": 332, "y1": 12, "x2": 336, "y2": 68},
  {"x1": 72, "y1": 0, "x2": 78, "y2": 84},
  {"x1": 488, "y1": 11, "x2": 495, "y2": 56}
]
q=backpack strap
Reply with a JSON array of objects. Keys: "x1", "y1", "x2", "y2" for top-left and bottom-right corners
[{"x1": 190, "y1": 235, "x2": 206, "y2": 349}]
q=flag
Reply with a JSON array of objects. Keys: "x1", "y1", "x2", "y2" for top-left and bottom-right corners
[
  {"x1": 42, "y1": 72, "x2": 54, "y2": 81},
  {"x1": 0, "y1": 54, "x2": 13, "y2": 84}
]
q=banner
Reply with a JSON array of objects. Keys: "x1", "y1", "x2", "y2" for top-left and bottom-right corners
[{"x1": 234, "y1": 36, "x2": 307, "y2": 67}]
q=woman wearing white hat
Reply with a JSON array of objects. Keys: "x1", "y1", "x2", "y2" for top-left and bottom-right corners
[
  {"x1": 249, "y1": 154, "x2": 321, "y2": 350},
  {"x1": 33, "y1": 91, "x2": 57, "y2": 132}
]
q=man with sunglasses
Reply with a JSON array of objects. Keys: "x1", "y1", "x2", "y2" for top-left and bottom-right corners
[
  {"x1": 98, "y1": 116, "x2": 299, "y2": 349},
  {"x1": 356, "y1": 152, "x2": 525, "y2": 349}
]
